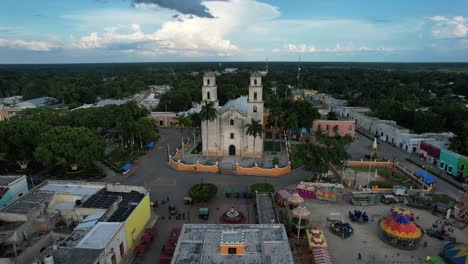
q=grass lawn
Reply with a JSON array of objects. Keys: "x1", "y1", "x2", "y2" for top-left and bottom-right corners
[
  {"x1": 428, "y1": 193, "x2": 457, "y2": 204},
  {"x1": 291, "y1": 144, "x2": 304, "y2": 168},
  {"x1": 350, "y1": 165, "x2": 419, "y2": 189},
  {"x1": 264, "y1": 141, "x2": 282, "y2": 152}
]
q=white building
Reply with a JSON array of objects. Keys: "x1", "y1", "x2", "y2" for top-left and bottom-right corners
[
  {"x1": 371, "y1": 120, "x2": 410, "y2": 145},
  {"x1": 201, "y1": 72, "x2": 264, "y2": 158}
]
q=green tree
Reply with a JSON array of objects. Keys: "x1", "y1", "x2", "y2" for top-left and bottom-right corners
[
  {"x1": 35, "y1": 126, "x2": 105, "y2": 171},
  {"x1": 245, "y1": 119, "x2": 263, "y2": 154},
  {"x1": 327, "y1": 111, "x2": 338, "y2": 120},
  {"x1": 188, "y1": 183, "x2": 217, "y2": 202},
  {"x1": 269, "y1": 103, "x2": 283, "y2": 153},
  {"x1": 199, "y1": 101, "x2": 218, "y2": 158},
  {"x1": 0, "y1": 119, "x2": 49, "y2": 169}
]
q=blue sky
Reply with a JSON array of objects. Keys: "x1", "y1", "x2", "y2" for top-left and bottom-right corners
[{"x1": 0, "y1": 0, "x2": 467, "y2": 63}]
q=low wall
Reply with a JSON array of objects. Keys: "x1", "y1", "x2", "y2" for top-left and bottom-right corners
[
  {"x1": 371, "y1": 185, "x2": 433, "y2": 193},
  {"x1": 169, "y1": 159, "x2": 219, "y2": 173},
  {"x1": 236, "y1": 163, "x2": 291, "y2": 177}
]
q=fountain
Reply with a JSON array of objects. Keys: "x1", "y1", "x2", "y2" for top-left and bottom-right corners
[{"x1": 220, "y1": 207, "x2": 245, "y2": 224}]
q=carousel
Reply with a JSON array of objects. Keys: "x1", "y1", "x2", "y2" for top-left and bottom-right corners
[
  {"x1": 329, "y1": 220, "x2": 353, "y2": 239},
  {"x1": 291, "y1": 205, "x2": 311, "y2": 230},
  {"x1": 287, "y1": 192, "x2": 305, "y2": 209},
  {"x1": 440, "y1": 242, "x2": 468, "y2": 264},
  {"x1": 378, "y1": 207, "x2": 423, "y2": 250}
]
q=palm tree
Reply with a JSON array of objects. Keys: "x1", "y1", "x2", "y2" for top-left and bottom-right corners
[
  {"x1": 175, "y1": 115, "x2": 192, "y2": 160},
  {"x1": 245, "y1": 119, "x2": 263, "y2": 156},
  {"x1": 199, "y1": 101, "x2": 218, "y2": 158},
  {"x1": 269, "y1": 106, "x2": 283, "y2": 153}
]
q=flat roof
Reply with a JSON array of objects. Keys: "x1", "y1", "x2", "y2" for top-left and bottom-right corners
[
  {"x1": 40, "y1": 183, "x2": 104, "y2": 196},
  {"x1": 256, "y1": 193, "x2": 279, "y2": 224},
  {"x1": 172, "y1": 224, "x2": 294, "y2": 264},
  {"x1": 2, "y1": 191, "x2": 54, "y2": 214},
  {"x1": 0, "y1": 175, "x2": 25, "y2": 186},
  {"x1": 45, "y1": 248, "x2": 102, "y2": 264},
  {"x1": 76, "y1": 222, "x2": 123, "y2": 249}
]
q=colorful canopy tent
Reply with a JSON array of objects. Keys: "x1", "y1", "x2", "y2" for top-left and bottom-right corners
[
  {"x1": 287, "y1": 193, "x2": 304, "y2": 208},
  {"x1": 121, "y1": 163, "x2": 132, "y2": 173},
  {"x1": 415, "y1": 170, "x2": 437, "y2": 184},
  {"x1": 145, "y1": 141, "x2": 155, "y2": 149},
  {"x1": 379, "y1": 207, "x2": 423, "y2": 250},
  {"x1": 291, "y1": 205, "x2": 310, "y2": 227},
  {"x1": 306, "y1": 226, "x2": 328, "y2": 249},
  {"x1": 275, "y1": 190, "x2": 291, "y2": 207},
  {"x1": 442, "y1": 243, "x2": 468, "y2": 264},
  {"x1": 296, "y1": 182, "x2": 315, "y2": 199},
  {"x1": 312, "y1": 248, "x2": 333, "y2": 264}
]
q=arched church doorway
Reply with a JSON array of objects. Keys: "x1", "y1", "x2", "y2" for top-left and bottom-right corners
[{"x1": 229, "y1": 145, "x2": 236, "y2": 156}]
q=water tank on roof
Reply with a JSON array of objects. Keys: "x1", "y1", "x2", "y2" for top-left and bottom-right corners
[{"x1": 44, "y1": 255, "x2": 54, "y2": 264}]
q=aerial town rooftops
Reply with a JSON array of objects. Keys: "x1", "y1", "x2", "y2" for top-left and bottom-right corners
[
  {"x1": 171, "y1": 224, "x2": 294, "y2": 264},
  {"x1": 76, "y1": 222, "x2": 123, "y2": 249},
  {"x1": 13, "y1": 97, "x2": 58, "y2": 109}
]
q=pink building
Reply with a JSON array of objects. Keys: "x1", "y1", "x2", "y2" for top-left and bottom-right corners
[
  {"x1": 312, "y1": 120, "x2": 355, "y2": 138},
  {"x1": 150, "y1": 112, "x2": 177, "y2": 127}
]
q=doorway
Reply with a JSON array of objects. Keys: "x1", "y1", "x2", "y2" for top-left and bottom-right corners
[{"x1": 229, "y1": 145, "x2": 236, "y2": 156}]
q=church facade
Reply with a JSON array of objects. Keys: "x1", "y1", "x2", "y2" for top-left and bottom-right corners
[{"x1": 201, "y1": 72, "x2": 264, "y2": 158}]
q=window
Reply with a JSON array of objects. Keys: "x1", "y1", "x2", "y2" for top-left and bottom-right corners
[
  {"x1": 230, "y1": 133, "x2": 234, "y2": 139},
  {"x1": 159, "y1": 120, "x2": 163, "y2": 126},
  {"x1": 439, "y1": 162, "x2": 444, "y2": 169},
  {"x1": 207, "y1": 91, "x2": 211, "y2": 100},
  {"x1": 228, "y1": 248, "x2": 237, "y2": 254},
  {"x1": 349, "y1": 125, "x2": 353, "y2": 131},
  {"x1": 448, "y1": 166, "x2": 452, "y2": 173},
  {"x1": 230, "y1": 119, "x2": 234, "y2": 126},
  {"x1": 18, "y1": 193, "x2": 23, "y2": 197},
  {"x1": 326, "y1": 125, "x2": 329, "y2": 130},
  {"x1": 119, "y1": 242, "x2": 125, "y2": 257},
  {"x1": 254, "y1": 92, "x2": 257, "y2": 101},
  {"x1": 253, "y1": 105, "x2": 257, "y2": 113},
  {"x1": 254, "y1": 79, "x2": 257, "y2": 85},
  {"x1": 207, "y1": 79, "x2": 210, "y2": 85},
  {"x1": 381, "y1": 132, "x2": 383, "y2": 137}
]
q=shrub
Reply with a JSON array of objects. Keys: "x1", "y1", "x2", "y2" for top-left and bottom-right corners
[
  {"x1": 188, "y1": 183, "x2": 218, "y2": 202},
  {"x1": 251, "y1": 183, "x2": 275, "y2": 193}
]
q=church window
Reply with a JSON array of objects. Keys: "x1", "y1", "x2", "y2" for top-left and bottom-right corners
[
  {"x1": 207, "y1": 91, "x2": 211, "y2": 100},
  {"x1": 230, "y1": 133, "x2": 234, "y2": 139},
  {"x1": 253, "y1": 105, "x2": 257, "y2": 113},
  {"x1": 254, "y1": 92, "x2": 257, "y2": 101},
  {"x1": 230, "y1": 119, "x2": 234, "y2": 126},
  {"x1": 207, "y1": 79, "x2": 210, "y2": 85},
  {"x1": 254, "y1": 79, "x2": 257, "y2": 85}
]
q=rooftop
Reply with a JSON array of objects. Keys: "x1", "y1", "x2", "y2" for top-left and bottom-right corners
[
  {"x1": 76, "y1": 222, "x2": 123, "y2": 249},
  {"x1": 220, "y1": 96, "x2": 248, "y2": 114},
  {"x1": 14, "y1": 97, "x2": 58, "y2": 108},
  {"x1": 1, "y1": 191, "x2": 54, "y2": 215},
  {"x1": 171, "y1": 224, "x2": 294, "y2": 264},
  {"x1": 40, "y1": 183, "x2": 103, "y2": 196},
  {"x1": 256, "y1": 193, "x2": 279, "y2": 224},
  {"x1": 0, "y1": 175, "x2": 24, "y2": 186},
  {"x1": 42, "y1": 248, "x2": 102, "y2": 264}
]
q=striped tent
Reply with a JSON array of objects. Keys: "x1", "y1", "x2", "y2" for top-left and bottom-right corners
[{"x1": 312, "y1": 248, "x2": 333, "y2": 264}]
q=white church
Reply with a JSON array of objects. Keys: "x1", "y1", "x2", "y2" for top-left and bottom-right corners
[{"x1": 201, "y1": 72, "x2": 264, "y2": 158}]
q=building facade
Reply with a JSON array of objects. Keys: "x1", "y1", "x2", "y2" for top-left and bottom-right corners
[
  {"x1": 438, "y1": 149, "x2": 468, "y2": 177},
  {"x1": 312, "y1": 120, "x2": 355, "y2": 138},
  {"x1": 151, "y1": 111, "x2": 177, "y2": 127},
  {"x1": 201, "y1": 72, "x2": 264, "y2": 158}
]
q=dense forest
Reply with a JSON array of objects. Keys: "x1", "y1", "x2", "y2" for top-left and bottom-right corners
[{"x1": 1, "y1": 62, "x2": 467, "y2": 154}]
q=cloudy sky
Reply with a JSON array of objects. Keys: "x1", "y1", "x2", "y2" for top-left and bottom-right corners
[{"x1": 0, "y1": 0, "x2": 467, "y2": 63}]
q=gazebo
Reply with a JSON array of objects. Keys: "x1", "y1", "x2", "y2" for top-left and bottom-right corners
[
  {"x1": 378, "y1": 207, "x2": 423, "y2": 250},
  {"x1": 291, "y1": 205, "x2": 311, "y2": 228},
  {"x1": 287, "y1": 193, "x2": 304, "y2": 209},
  {"x1": 441, "y1": 242, "x2": 468, "y2": 264}
]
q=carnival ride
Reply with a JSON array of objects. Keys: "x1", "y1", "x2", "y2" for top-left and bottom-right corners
[
  {"x1": 329, "y1": 221, "x2": 354, "y2": 239},
  {"x1": 378, "y1": 207, "x2": 423, "y2": 250},
  {"x1": 348, "y1": 210, "x2": 369, "y2": 223}
]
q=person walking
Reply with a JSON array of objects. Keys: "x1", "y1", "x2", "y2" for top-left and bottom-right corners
[{"x1": 357, "y1": 253, "x2": 362, "y2": 261}]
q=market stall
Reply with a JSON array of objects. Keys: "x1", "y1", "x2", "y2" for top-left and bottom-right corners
[
  {"x1": 291, "y1": 204, "x2": 311, "y2": 230},
  {"x1": 315, "y1": 185, "x2": 337, "y2": 203},
  {"x1": 296, "y1": 182, "x2": 315, "y2": 199},
  {"x1": 306, "y1": 226, "x2": 328, "y2": 248},
  {"x1": 287, "y1": 192, "x2": 304, "y2": 209},
  {"x1": 312, "y1": 248, "x2": 333, "y2": 264},
  {"x1": 275, "y1": 190, "x2": 292, "y2": 207},
  {"x1": 378, "y1": 207, "x2": 423, "y2": 250},
  {"x1": 349, "y1": 191, "x2": 378, "y2": 206}
]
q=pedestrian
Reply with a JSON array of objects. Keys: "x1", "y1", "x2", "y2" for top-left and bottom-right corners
[{"x1": 357, "y1": 253, "x2": 362, "y2": 261}]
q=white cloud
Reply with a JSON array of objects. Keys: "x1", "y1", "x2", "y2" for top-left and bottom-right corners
[
  {"x1": 428, "y1": 15, "x2": 467, "y2": 38},
  {"x1": 0, "y1": 38, "x2": 60, "y2": 51},
  {"x1": 282, "y1": 43, "x2": 392, "y2": 53}
]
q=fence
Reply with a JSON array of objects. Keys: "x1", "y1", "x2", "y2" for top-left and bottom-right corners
[
  {"x1": 235, "y1": 162, "x2": 291, "y2": 177},
  {"x1": 168, "y1": 159, "x2": 219, "y2": 173}
]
